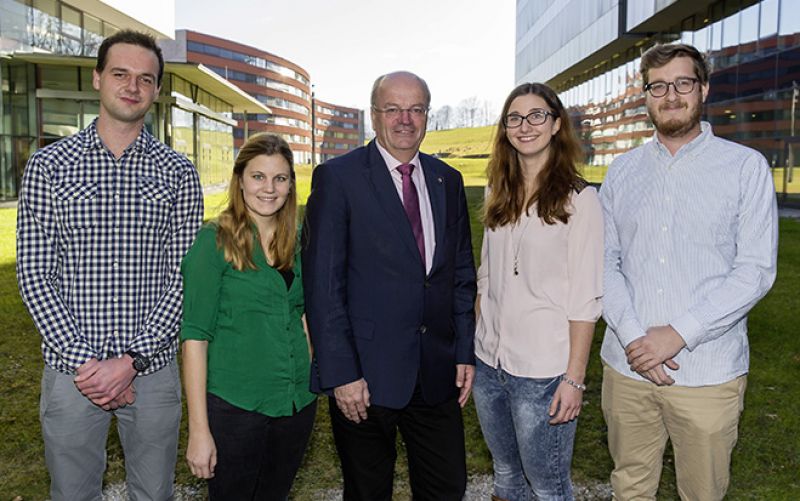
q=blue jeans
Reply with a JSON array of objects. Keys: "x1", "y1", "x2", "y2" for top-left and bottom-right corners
[{"x1": 473, "y1": 358, "x2": 577, "y2": 501}]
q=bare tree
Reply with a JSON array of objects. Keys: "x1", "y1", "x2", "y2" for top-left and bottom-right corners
[{"x1": 428, "y1": 105, "x2": 453, "y2": 131}]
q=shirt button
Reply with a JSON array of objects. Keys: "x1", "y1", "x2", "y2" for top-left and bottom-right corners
[
  {"x1": 113, "y1": 261, "x2": 119, "y2": 268},
  {"x1": 661, "y1": 225, "x2": 668, "y2": 232},
  {"x1": 114, "y1": 193, "x2": 120, "y2": 200},
  {"x1": 657, "y1": 288, "x2": 664, "y2": 295},
  {"x1": 113, "y1": 330, "x2": 119, "y2": 337},
  {"x1": 659, "y1": 257, "x2": 665, "y2": 264},
  {"x1": 112, "y1": 296, "x2": 118, "y2": 303},
  {"x1": 420, "y1": 325, "x2": 427, "y2": 334},
  {"x1": 665, "y1": 195, "x2": 671, "y2": 201}
]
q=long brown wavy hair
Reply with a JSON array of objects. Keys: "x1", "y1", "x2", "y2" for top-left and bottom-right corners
[
  {"x1": 216, "y1": 133, "x2": 297, "y2": 271},
  {"x1": 484, "y1": 82, "x2": 585, "y2": 228}
]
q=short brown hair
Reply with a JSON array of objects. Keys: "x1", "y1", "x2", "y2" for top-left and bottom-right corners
[
  {"x1": 640, "y1": 43, "x2": 709, "y2": 86},
  {"x1": 96, "y1": 30, "x2": 164, "y2": 86}
]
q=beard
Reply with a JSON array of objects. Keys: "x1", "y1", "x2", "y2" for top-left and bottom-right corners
[{"x1": 648, "y1": 99, "x2": 703, "y2": 138}]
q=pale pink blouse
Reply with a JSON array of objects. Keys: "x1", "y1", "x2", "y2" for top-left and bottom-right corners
[{"x1": 476, "y1": 187, "x2": 604, "y2": 378}]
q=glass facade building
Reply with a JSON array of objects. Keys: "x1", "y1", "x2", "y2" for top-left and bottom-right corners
[
  {"x1": 0, "y1": 0, "x2": 263, "y2": 200},
  {"x1": 516, "y1": 0, "x2": 799, "y2": 204}
]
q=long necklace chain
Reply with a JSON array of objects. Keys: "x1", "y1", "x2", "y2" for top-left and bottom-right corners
[{"x1": 511, "y1": 214, "x2": 533, "y2": 276}]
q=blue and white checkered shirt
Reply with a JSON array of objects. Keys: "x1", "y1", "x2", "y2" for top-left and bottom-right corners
[
  {"x1": 600, "y1": 122, "x2": 778, "y2": 386},
  {"x1": 16, "y1": 120, "x2": 203, "y2": 375}
]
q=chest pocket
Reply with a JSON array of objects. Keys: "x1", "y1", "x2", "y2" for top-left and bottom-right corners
[
  {"x1": 54, "y1": 181, "x2": 97, "y2": 229},
  {"x1": 137, "y1": 177, "x2": 174, "y2": 229}
]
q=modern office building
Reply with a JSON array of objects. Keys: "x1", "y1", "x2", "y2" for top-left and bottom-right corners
[
  {"x1": 314, "y1": 100, "x2": 364, "y2": 163},
  {"x1": 161, "y1": 30, "x2": 365, "y2": 165},
  {"x1": 516, "y1": 0, "x2": 800, "y2": 202},
  {"x1": 0, "y1": 0, "x2": 266, "y2": 200}
]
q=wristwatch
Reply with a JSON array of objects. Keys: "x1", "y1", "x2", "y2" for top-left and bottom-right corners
[{"x1": 125, "y1": 350, "x2": 151, "y2": 372}]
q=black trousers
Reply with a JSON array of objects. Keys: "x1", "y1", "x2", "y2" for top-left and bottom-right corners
[
  {"x1": 206, "y1": 393, "x2": 317, "y2": 501},
  {"x1": 329, "y1": 386, "x2": 467, "y2": 501}
]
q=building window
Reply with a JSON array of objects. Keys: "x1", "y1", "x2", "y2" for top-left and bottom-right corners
[{"x1": 187, "y1": 40, "x2": 310, "y2": 85}]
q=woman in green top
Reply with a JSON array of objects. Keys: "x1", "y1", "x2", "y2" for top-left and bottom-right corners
[{"x1": 180, "y1": 133, "x2": 316, "y2": 500}]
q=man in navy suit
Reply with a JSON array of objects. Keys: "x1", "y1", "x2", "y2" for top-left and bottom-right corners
[{"x1": 303, "y1": 71, "x2": 477, "y2": 500}]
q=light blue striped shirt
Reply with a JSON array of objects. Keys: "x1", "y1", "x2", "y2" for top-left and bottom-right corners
[{"x1": 599, "y1": 122, "x2": 778, "y2": 386}]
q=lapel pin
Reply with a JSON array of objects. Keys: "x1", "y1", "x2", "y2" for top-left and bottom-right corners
[{"x1": 437, "y1": 177, "x2": 443, "y2": 183}]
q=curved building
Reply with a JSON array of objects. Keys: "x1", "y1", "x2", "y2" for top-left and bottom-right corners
[
  {"x1": 162, "y1": 30, "x2": 364, "y2": 165},
  {"x1": 0, "y1": 1, "x2": 265, "y2": 199},
  {"x1": 162, "y1": 30, "x2": 313, "y2": 163}
]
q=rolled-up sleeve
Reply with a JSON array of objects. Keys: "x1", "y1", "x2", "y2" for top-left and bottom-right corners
[
  {"x1": 567, "y1": 188, "x2": 604, "y2": 321},
  {"x1": 181, "y1": 225, "x2": 225, "y2": 342}
]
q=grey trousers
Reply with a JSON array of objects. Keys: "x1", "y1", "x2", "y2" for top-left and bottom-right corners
[{"x1": 40, "y1": 362, "x2": 182, "y2": 501}]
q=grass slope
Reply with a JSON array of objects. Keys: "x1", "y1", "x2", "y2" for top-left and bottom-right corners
[{"x1": 422, "y1": 125, "x2": 495, "y2": 158}]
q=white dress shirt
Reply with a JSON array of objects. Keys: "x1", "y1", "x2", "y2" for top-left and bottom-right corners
[
  {"x1": 600, "y1": 122, "x2": 778, "y2": 386},
  {"x1": 375, "y1": 141, "x2": 436, "y2": 274}
]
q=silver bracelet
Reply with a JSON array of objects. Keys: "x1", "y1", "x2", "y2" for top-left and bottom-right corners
[{"x1": 562, "y1": 375, "x2": 586, "y2": 391}]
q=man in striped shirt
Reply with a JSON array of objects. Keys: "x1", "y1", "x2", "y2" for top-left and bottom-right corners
[
  {"x1": 16, "y1": 31, "x2": 203, "y2": 500},
  {"x1": 599, "y1": 43, "x2": 778, "y2": 500}
]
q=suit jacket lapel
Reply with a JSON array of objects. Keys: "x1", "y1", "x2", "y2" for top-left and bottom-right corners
[
  {"x1": 364, "y1": 142, "x2": 425, "y2": 267},
  {"x1": 421, "y1": 156, "x2": 446, "y2": 273}
]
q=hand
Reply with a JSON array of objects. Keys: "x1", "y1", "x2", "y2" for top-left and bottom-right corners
[
  {"x1": 455, "y1": 364, "x2": 475, "y2": 408},
  {"x1": 548, "y1": 380, "x2": 584, "y2": 424},
  {"x1": 186, "y1": 429, "x2": 217, "y2": 479},
  {"x1": 626, "y1": 325, "x2": 685, "y2": 372},
  {"x1": 102, "y1": 383, "x2": 137, "y2": 411},
  {"x1": 333, "y1": 378, "x2": 370, "y2": 423},
  {"x1": 74, "y1": 356, "x2": 138, "y2": 407},
  {"x1": 636, "y1": 362, "x2": 679, "y2": 386}
]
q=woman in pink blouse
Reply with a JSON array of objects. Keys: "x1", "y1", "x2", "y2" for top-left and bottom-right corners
[{"x1": 473, "y1": 82, "x2": 603, "y2": 501}]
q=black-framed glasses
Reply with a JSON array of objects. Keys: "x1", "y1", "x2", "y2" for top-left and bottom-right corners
[
  {"x1": 503, "y1": 109, "x2": 556, "y2": 128},
  {"x1": 372, "y1": 106, "x2": 429, "y2": 119},
  {"x1": 644, "y1": 77, "x2": 699, "y2": 98}
]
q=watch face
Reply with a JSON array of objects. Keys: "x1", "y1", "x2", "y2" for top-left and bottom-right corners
[
  {"x1": 130, "y1": 353, "x2": 150, "y2": 372},
  {"x1": 133, "y1": 358, "x2": 146, "y2": 371}
]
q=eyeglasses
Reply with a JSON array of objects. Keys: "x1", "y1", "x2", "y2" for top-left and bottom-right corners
[
  {"x1": 644, "y1": 77, "x2": 699, "y2": 98},
  {"x1": 372, "y1": 106, "x2": 429, "y2": 119},
  {"x1": 503, "y1": 109, "x2": 556, "y2": 128}
]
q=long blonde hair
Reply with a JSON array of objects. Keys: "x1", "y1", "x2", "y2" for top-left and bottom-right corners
[{"x1": 216, "y1": 133, "x2": 297, "y2": 271}]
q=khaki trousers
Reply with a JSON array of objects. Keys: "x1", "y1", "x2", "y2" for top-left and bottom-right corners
[{"x1": 601, "y1": 365, "x2": 746, "y2": 501}]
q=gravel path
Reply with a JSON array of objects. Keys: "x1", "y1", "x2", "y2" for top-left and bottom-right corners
[{"x1": 100, "y1": 476, "x2": 613, "y2": 500}]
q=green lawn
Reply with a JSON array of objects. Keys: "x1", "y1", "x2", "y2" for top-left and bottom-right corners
[
  {"x1": 422, "y1": 125, "x2": 495, "y2": 158},
  {"x1": 1, "y1": 160, "x2": 799, "y2": 499}
]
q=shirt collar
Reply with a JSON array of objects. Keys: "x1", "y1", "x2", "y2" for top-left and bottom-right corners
[
  {"x1": 83, "y1": 118, "x2": 154, "y2": 156},
  {"x1": 375, "y1": 140, "x2": 421, "y2": 173},
  {"x1": 651, "y1": 121, "x2": 714, "y2": 160}
]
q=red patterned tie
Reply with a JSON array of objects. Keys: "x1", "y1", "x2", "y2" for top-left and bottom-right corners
[{"x1": 397, "y1": 163, "x2": 425, "y2": 267}]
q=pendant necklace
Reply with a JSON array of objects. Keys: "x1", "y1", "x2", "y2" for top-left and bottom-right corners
[{"x1": 511, "y1": 214, "x2": 533, "y2": 276}]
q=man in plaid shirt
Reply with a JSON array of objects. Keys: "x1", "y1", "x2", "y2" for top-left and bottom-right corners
[{"x1": 16, "y1": 30, "x2": 203, "y2": 500}]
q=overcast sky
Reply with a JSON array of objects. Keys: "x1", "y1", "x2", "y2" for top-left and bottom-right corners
[{"x1": 174, "y1": 0, "x2": 515, "y2": 114}]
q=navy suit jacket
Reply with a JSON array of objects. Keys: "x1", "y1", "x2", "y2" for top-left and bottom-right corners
[{"x1": 302, "y1": 141, "x2": 477, "y2": 409}]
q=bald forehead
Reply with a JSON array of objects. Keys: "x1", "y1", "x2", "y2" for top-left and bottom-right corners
[{"x1": 371, "y1": 72, "x2": 430, "y2": 107}]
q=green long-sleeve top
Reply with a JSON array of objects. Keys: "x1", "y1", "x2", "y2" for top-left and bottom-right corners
[{"x1": 180, "y1": 223, "x2": 316, "y2": 417}]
